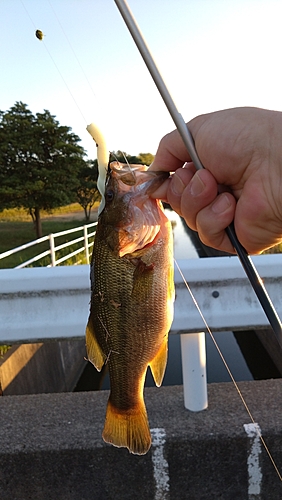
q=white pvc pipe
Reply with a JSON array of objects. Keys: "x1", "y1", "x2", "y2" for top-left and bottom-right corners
[{"x1": 180, "y1": 332, "x2": 208, "y2": 411}]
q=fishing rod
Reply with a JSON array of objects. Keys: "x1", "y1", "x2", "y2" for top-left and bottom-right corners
[{"x1": 114, "y1": 0, "x2": 282, "y2": 348}]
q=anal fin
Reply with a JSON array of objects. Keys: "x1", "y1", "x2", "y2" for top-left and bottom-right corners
[
  {"x1": 149, "y1": 334, "x2": 168, "y2": 387},
  {"x1": 85, "y1": 316, "x2": 106, "y2": 371}
]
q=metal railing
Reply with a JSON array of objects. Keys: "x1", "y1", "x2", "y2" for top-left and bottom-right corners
[{"x1": 0, "y1": 222, "x2": 97, "y2": 268}]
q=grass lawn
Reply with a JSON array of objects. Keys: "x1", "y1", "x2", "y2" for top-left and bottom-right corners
[
  {"x1": 0, "y1": 204, "x2": 97, "y2": 268},
  {"x1": 0, "y1": 203, "x2": 83, "y2": 222}
]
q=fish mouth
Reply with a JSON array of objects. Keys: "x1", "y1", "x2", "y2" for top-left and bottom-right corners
[
  {"x1": 110, "y1": 161, "x2": 169, "y2": 193},
  {"x1": 104, "y1": 162, "x2": 169, "y2": 258}
]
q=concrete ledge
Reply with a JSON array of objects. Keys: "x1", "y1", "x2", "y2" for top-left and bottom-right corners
[{"x1": 0, "y1": 380, "x2": 282, "y2": 499}]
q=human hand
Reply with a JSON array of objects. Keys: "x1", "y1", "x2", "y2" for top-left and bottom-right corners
[{"x1": 150, "y1": 107, "x2": 282, "y2": 254}]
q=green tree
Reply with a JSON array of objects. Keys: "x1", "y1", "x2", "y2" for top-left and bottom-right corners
[
  {"x1": 110, "y1": 150, "x2": 139, "y2": 164},
  {"x1": 0, "y1": 102, "x2": 86, "y2": 238},
  {"x1": 138, "y1": 152, "x2": 154, "y2": 165},
  {"x1": 76, "y1": 160, "x2": 100, "y2": 221},
  {"x1": 110, "y1": 151, "x2": 154, "y2": 165}
]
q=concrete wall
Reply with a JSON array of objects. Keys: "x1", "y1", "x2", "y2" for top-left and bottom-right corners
[
  {"x1": 0, "y1": 340, "x2": 86, "y2": 395},
  {"x1": 0, "y1": 380, "x2": 281, "y2": 499}
]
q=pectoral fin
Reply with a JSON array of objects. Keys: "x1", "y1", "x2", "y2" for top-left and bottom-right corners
[
  {"x1": 85, "y1": 316, "x2": 106, "y2": 371},
  {"x1": 149, "y1": 334, "x2": 168, "y2": 387}
]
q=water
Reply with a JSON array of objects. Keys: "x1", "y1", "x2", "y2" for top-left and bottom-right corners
[
  {"x1": 76, "y1": 210, "x2": 278, "y2": 392},
  {"x1": 161, "y1": 211, "x2": 253, "y2": 385},
  {"x1": 165, "y1": 209, "x2": 198, "y2": 260}
]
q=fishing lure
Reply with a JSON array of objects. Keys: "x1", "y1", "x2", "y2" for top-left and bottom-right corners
[{"x1": 87, "y1": 123, "x2": 109, "y2": 215}]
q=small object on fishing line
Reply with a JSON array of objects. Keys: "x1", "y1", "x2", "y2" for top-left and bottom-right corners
[{"x1": 35, "y1": 29, "x2": 44, "y2": 41}]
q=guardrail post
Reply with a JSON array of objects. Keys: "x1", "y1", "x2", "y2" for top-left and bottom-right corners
[
  {"x1": 180, "y1": 332, "x2": 208, "y2": 411},
  {"x1": 49, "y1": 234, "x2": 56, "y2": 267},
  {"x1": 83, "y1": 226, "x2": 90, "y2": 265}
]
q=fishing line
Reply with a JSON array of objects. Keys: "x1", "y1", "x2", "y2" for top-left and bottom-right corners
[
  {"x1": 39, "y1": 43, "x2": 88, "y2": 125},
  {"x1": 174, "y1": 257, "x2": 282, "y2": 481},
  {"x1": 113, "y1": 0, "x2": 282, "y2": 479},
  {"x1": 120, "y1": 151, "x2": 135, "y2": 176},
  {"x1": 20, "y1": 0, "x2": 88, "y2": 125},
  {"x1": 19, "y1": 0, "x2": 282, "y2": 477},
  {"x1": 46, "y1": 0, "x2": 97, "y2": 102}
]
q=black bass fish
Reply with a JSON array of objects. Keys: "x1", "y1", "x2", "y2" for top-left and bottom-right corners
[{"x1": 86, "y1": 161, "x2": 174, "y2": 454}]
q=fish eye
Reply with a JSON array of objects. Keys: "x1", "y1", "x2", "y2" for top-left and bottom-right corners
[{"x1": 105, "y1": 189, "x2": 114, "y2": 202}]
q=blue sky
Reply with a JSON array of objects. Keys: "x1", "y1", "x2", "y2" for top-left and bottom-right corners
[{"x1": 1, "y1": 0, "x2": 282, "y2": 159}]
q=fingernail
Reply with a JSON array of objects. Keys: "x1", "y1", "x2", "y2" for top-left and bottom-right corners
[
  {"x1": 190, "y1": 173, "x2": 205, "y2": 196},
  {"x1": 171, "y1": 174, "x2": 185, "y2": 196},
  {"x1": 212, "y1": 194, "x2": 231, "y2": 214}
]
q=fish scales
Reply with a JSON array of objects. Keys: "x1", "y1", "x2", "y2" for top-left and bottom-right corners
[{"x1": 86, "y1": 162, "x2": 174, "y2": 455}]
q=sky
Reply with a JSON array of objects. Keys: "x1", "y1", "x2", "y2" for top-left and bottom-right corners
[{"x1": 1, "y1": 0, "x2": 282, "y2": 160}]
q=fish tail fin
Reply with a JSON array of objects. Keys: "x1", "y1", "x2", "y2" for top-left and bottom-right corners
[{"x1": 102, "y1": 399, "x2": 151, "y2": 455}]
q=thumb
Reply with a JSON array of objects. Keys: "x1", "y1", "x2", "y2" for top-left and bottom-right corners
[{"x1": 149, "y1": 128, "x2": 190, "y2": 172}]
